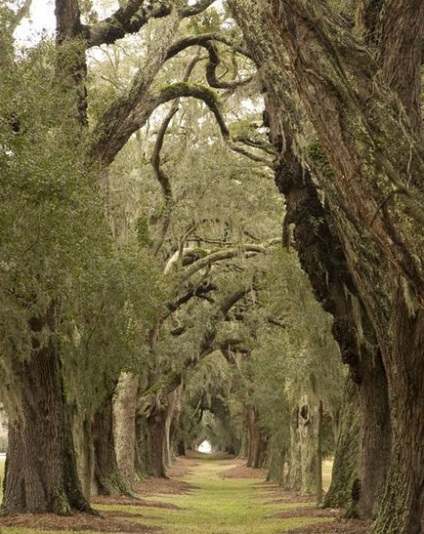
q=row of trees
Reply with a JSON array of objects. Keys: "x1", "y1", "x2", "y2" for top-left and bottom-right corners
[{"x1": 1, "y1": 1, "x2": 423, "y2": 532}]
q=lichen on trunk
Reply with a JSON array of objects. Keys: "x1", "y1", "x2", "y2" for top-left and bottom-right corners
[{"x1": 2, "y1": 313, "x2": 92, "y2": 515}]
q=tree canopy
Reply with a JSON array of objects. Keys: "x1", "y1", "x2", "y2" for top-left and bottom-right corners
[{"x1": 1, "y1": 1, "x2": 423, "y2": 532}]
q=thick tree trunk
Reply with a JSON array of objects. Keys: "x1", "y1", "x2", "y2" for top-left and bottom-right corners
[
  {"x1": 253, "y1": 2, "x2": 424, "y2": 531},
  {"x1": 146, "y1": 408, "x2": 167, "y2": 478},
  {"x1": 324, "y1": 379, "x2": 360, "y2": 510},
  {"x1": 285, "y1": 407, "x2": 301, "y2": 491},
  {"x1": 92, "y1": 397, "x2": 130, "y2": 496},
  {"x1": 113, "y1": 372, "x2": 139, "y2": 488},
  {"x1": 372, "y1": 286, "x2": 424, "y2": 534},
  {"x1": 135, "y1": 414, "x2": 151, "y2": 479},
  {"x1": 356, "y1": 345, "x2": 391, "y2": 518},
  {"x1": 228, "y1": 0, "x2": 391, "y2": 517},
  {"x1": 72, "y1": 413, "x2": 94, "y2": 500},
  {"x1": 298, "y1": 401, "x2": 319, "y2": 496},
  {"x1": 163, "y1": 387, "x2": 182, "y2": 468},
  {"x1": 245, "y1": 407, "x2": 268, "y2": 468},
  {"x1": 2, "y1": 314, "x2": 90, "y2": 514},
  {"x1": 267, "y1": 447, "x2": 286, "y2": 484}
]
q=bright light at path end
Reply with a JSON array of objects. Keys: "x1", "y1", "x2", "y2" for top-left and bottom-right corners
[{"x1": 197, "y1": 440, "x2": 212, "y2": 453}]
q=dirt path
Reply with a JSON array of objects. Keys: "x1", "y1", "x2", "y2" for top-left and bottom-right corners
[{"x1": 0, "y1": 453, "x2": 372, "y2": 533}]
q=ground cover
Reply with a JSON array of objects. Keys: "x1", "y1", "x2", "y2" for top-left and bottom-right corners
[{"x1": 0, "y1": 453, "x2": 371, "y2": 533}]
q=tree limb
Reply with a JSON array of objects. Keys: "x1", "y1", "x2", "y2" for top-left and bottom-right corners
[
  {"x1": 179, "y1": 238, "x2": 281, "y2": 282},
  {"x1": 84, "y1": 0, "x2": 216, "y2": 48}
]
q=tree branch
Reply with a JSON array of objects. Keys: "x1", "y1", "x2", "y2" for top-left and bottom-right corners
[
  {"x1": 84, "y1": 0, "x2": 216, "y2": 48},
  {"x1": 179, "y1": 238, "x2": 281, "y2": 282}
]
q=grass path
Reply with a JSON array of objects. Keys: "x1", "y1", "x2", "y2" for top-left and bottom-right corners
[
  {"x1": 0, "y1": 453, "x2": 347, "y2": 534},
  {"x1": 95, "y1": 453, "x2": 333, "y2": 534}
]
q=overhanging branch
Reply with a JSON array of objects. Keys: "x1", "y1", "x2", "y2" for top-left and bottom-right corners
[{"x1": 85, "y1": 0, "x2": 217, "y2": 48}]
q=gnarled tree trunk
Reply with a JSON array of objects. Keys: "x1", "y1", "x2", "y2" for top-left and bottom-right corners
[
  {"x1": 146, "y1": 407, "x2": 168, "y2": 478},
  {"x1": 3, "y1": 313, "x2": 90, "y2": 514},
  {"x1": 92, "y1": 394, "x2": 130, "y2": 496},
  {"x1": 228, "y1": 0, "x2": 393, "y2": 519},
  {"x1": 256, "y1": 2, "x2": 424, "y2": 531},
  {"x1": 113, "y1": 372, "x2": 140, "y2": 488},
  {"x1": 245, "y1": 406, "x2": 268, "y2": 468},
  {"x1": 324, "y1": 379, "x2": 360, "y2": 510}
]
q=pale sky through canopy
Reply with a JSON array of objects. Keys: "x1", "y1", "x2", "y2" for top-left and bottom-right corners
[{"x1": 14, "y1": 0, "x2": 56, "y2": 43}]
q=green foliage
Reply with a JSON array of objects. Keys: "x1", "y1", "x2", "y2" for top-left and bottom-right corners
[
  {"x1": 261, "y1": 248, "x2": 345, "y2": 411},
  {"x1": 178, "y1": 352, "x2": 242, "y2": 452},
  {"x1": 0, "y1": 38, "x2": 167, "y2": 416}
]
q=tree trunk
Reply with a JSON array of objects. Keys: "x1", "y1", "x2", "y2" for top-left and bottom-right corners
[
  {"x1": 163, "y1": 387, "x2": 182, "y2": 468},
  {"x1": 146, "y1": 408, "x2": 167, "y2": 478},
  {"x1": 299, "y1": 401, "x2": 318, "y2": 496},
  {"x1": 356, "y1": 345, "x2": 391, "y2": 518},
  {"x1": 324, "y1": 379, "x2": 360, "y2": 510},
  {"x1": 72, "y1": 412, "x2": 94, "y2": 501},
  {"x1": 267, "y1": 444, "x2": 286, "y2": 484},
  {"x1": 372, "y1": 285, "x2": 424, "y2": 534},
  {"x1": 228, "y1": 0, "x2": 392, "y2": 517},
  {"x1": 92, "y1": 397, "x2": 130, "y2": 496},
  {"x1": 253, "y1": 2, "x2": 424, "y2": 531},
  {"x1": 316, "y1": 401, "x2": 323, "y2": 505},
  {"x1": 285, "y1": 407, "x2": 302, "y2": 491},
  {"x1": 135, "y1": 414, "x2": 151, "y2": 479},
  {"x1": 113, "y1": 372, "x2": 139, "y2": 488},
  {"x1": 245, "y1": 407, "x2": 268, "y2": 468},
  {"x1": 2, "y1": 313, "x2": 91, "y2": 514}
]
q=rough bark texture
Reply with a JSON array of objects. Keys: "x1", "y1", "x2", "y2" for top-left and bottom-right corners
[
  {"x1": 256, "y1": 1, "x2": 424, "y2": 531},
  {"x1": 113, "y1": 372, "x2": 140, "y2": 488},
  {"x1": 135, "y1": 414, "x2": 151, "y2": 479},
  {"x1": 264, "y1": 1, "x2": 424, "y2": 297},
  {"x1": 2, "y1": 314, "x2": 90, "y2": 514},
  {"x1": 146, "y1": 408, "x2": 168, "y2": 478},
  {"x1": 92, "y1": 398, "x2": 130, "y2": 496},
  {"x1": 245, "y1": 407, "x2": 268, "y2": 468},
  {"x1": 72, "y1": 413, "x2": 94, "y2": 500},
  {"x1": 228, "y1": 0, "x2": 391, "y2": 517},
  {"x1": 373, "y1": 288, "x2": 424, "y2": 533},
  {"x1": 324, "y1": 379, "x2": 360, "y2": 510},
  {"x1": 298, "y1": 402, "x2": 318, "y2": 496},
  {"x1": 163, "y1": 387, "x2": 182, "y2": 467},
  {"x1": 285, "y1": 407, "x2": 301, "y2": 491},
  {"x1": 380, "y1": 0, "x2": 424, "y2": 131}
]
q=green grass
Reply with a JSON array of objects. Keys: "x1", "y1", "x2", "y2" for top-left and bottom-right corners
[{"x1": 0, "y1": 455, "x2": 334, "y2": 533}]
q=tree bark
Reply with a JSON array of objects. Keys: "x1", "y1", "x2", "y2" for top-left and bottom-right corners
[
  {"x1": 324, "y1": 379, "x2": 360, "y2": 510},
  {"x1": 298, "y1": 401, "x2": 319, "y2": 496},
  {"x1": 372, "y1": 286, "x2": 424, "y2": 533},
  {"x1": 72, "y1": 412, "x2": 94, "y2": 500},
  {"x1": 285, "y1": 406, "x2": 301, "y2": 491},
  {"x1": 2, "y1": 313, "x2": 91, "y2": 514},
  {"x1": 113, "y1": 372, "x2": 140, "y2": 488},
  {"x1": 254, "y1": 2, "x2": 424, "y2": 531},
  {"x1": 92, "y1": 397, "x2": 130, "y2": 496},
  {"x1": 228, "y1": 1, "x2": 391, "y2": 516},
  {"x1": 245, "y1": 407, "x2": 268, "y2": 468},
  {"x1": 146, "y1": 408, "x2": 168, "y2": 478}
]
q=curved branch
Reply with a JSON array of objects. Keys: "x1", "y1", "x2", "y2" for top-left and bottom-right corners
[
  {"x1": 179, "y1": 238, "x2": 281, "y2": 282},
  {"x1": 141, "y1": 285, "x2": 251, "y2": 405},
  {"x1": 85, "y1": 0, "x2": 217, "y2": 48},
  {"x1": 165, "y1": 32, "x2": 251, "y2": 62},
  {"x1": 151, "y1": 56, "x2": 202, "y2": 256},
  {"x1": 89, "y1": 81, "x2": 274, "y2": 168},
  {"x1": 165, "y1": 33, "x2": 253, "y2": 91}
]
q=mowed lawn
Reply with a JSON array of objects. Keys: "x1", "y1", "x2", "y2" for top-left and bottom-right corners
[{"x1": 0, "y1": 453, "x2": 335, "y2": 534}]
